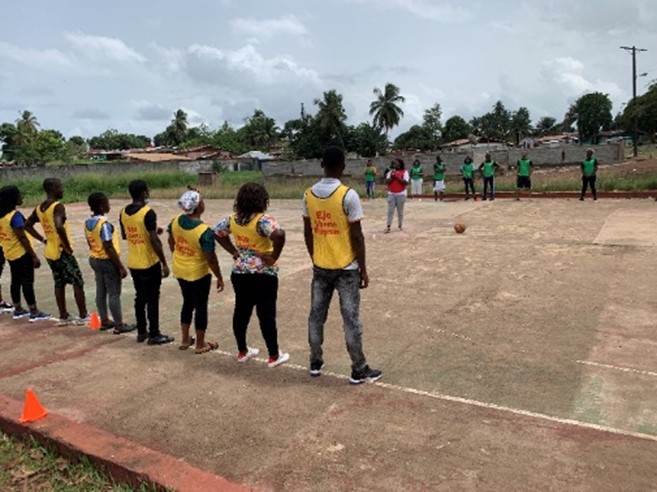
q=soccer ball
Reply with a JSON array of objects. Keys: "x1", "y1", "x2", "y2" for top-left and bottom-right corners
[{"x1": 454, "y1": 222, "x2": 466, "y2": 234}]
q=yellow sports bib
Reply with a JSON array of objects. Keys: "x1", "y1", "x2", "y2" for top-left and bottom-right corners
[
  {"x1": 0, "y1": 211, "x2": 31, "y2": 261},
  {"x1": 171, "y1": 214, "x2": 211, "y2": 281},
  {"x1": 120, "y1": 206, "x2": 159, "y2": 269},
  {"x1": 85, "y1": 217, "x2": 120, "y2": 260},
  {"x1": 305, "y1": 185, "x2": 356, "y2": 269},
  {"x1": 36, "y1": 201, "x2": 72, "y2": 260},
  {"x1": 229, "y1": 213, "x2": 273, "y2": 255}
]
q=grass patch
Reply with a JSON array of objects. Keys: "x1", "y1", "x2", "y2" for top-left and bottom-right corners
[{"x1": 0, "y1": 431, "x2": 155, "y2": 491}]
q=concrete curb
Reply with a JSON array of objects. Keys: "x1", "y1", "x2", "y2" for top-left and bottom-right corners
[
  {"x1": 406, "y1": 190, "x2": 657, "y2": 200},
  {"x1": 0, "y1": 395, "x2": 250, "y2": 492}
]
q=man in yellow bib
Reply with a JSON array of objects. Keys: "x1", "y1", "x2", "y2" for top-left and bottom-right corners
[
  {"x1": 25, "y1": 178, "x2": 88, "y2": 326},
  {"x1": 119, "y1": 180, "x2": 173, "y2": 345},
  {"x1": 303, "y1": 147, "x2": 382, "y2": 384}
]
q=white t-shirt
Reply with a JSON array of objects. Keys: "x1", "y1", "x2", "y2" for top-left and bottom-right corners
[
  {"x1": 386, "y1": 170, "x2": 410, "y2": 197},
  {"x1": 302, "y1": 178, "x2": 362, "y2": 270}
]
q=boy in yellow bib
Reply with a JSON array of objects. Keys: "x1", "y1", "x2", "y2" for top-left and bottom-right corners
[
  {"x1": 168, "y1": 189, "x2": 224, "y2": 354},
  {"x1": 25, "y1": 178, "x2": 88, "y2": 326},
  {"x1": 303, "y1": 147, "x2": 382, "y2": 384},
  {"x1": 214, "y1": 183, "x2": 289, "y2": 367},
  {"x1": 119, "y1": 180, "x2": 173, "y2": 345}
]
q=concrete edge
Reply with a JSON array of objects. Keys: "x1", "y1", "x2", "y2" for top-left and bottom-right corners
[
  {"x1": 0, "y1": 395, "x2": 250, "y2": 492},
  {"x1": 406, "y1": 191, "x2": 657, "y2": 200}
]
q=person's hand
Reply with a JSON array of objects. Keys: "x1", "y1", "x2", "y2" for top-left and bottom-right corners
[
  {"x1": 64, "y1": 246, "x2": 73, "y2": 255},
  {"x1": 119, "y1": 266, "x2": 128, "y2": 279},
  {"x1": 359, "y1": 270, "x2": 369, "y2": 289},
  {"x1": 161, "y1": 264, "x2": 170, "y2": 278},
  {"x1": 157, "y1": 227, "x2": 164, "y2": 235},
  {"x1": 32, "y1": 256, "x2": 41, "y2": 269},
  {"x1": 259, "y1": 253, "x2": 277, "y2": 267},
  {"x1": 216, "y1": 277, "x2": 224, "y2": 292}
]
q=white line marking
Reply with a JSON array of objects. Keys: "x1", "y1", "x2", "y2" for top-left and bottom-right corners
[
  {"x1": 577, "y1": 360, "x2": 657, "y2": 378},
  {"x1": 204, "y1": 348, "x2": 657, "y2": 443}
]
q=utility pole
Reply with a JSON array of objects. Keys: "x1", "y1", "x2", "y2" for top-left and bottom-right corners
[{"x1": 620, "y1": 46, "x2": 647, "y2": 157}]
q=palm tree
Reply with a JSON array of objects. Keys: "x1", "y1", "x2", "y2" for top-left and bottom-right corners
[
  {"x1": 172, "y1": 109, "x2": 188, "y2": 136},
  {"x1": 15, "y1": 110, "x2": 39, "y2": 135},
  {"x1": 369, "y1": 83, "x2": 405, "y2": 135},
  {"x1": 314, "y1": 90, "x2": 347, "y2": 147}
]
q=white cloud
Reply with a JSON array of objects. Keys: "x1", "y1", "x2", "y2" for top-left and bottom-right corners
[
  {"x1": 0, "y1": 41, "x2": 73, "y2": 68},
  {"x1": 65, "y1": 32, "x2": 146, "y2": 63},
  {"x1": 72, "y1": 108, "x2": 110, "y2": 120},
  {"x1": 230, "y1": 15, "x2": 309, "y2": 40},
  {"x1": 132, "y1": 102, "x2": 172, "y2": 121},
  {"x1": 541, "y1": 57, "x2": 624, "y2": 99},
  {"x1": 347, "y1": 0, "x2": 470, "y2": 22}
]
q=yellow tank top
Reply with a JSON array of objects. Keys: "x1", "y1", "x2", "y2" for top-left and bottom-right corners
[
  {"x1": 305, "y1": 185, "x2": 356, "y2": 270},
  {"x1": 0, "y1": 211, "x2": 32, "y2": 261},
  {"x1": 171, "y1": 214, "x2": 211, "y2": 281},
  {"x1": 36, "y1": 201, "x2": 71, "y2": 260},
  {"x1": 120, "y1": 205, "x2": 159, "y2": 270},
  {"x1": 85, "y1": 217, "x2": 120, "y2": 260},
  {"x1": 229, "y1": 213, "x2": 273, "y2": 255}
]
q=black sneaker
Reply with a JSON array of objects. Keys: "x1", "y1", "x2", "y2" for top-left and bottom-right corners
[
  {"x1": 147, "y1": 334, "x2": 174, "y2": 345},
  {"x1": 309, "y1": 362, "x2": 323, "y2": 377},
  {"x1": 136, "y1": 333, "x2": 148, "y2": 343},
  {"x1": 349, "y1": 366, "x2": 382, "y2": 385}
]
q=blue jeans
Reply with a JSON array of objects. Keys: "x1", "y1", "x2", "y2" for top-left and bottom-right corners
[
  {"x1": 365, "y1": 181, "x2": 375, "y2": 199},
  {"x1": 483, "y1": 176, "x2": 495, "y2": 199},
  {"x1": 308, "y1": 267, "x2": 367, "y2": 371}
]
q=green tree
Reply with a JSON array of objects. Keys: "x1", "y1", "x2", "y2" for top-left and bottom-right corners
[
  {"x1": 569, "y1": 92, "x2": 613, "y2": 143},
  {"x1": 442, "y1": 115, "x2": 471, "y2": 143},
  {"x1": 15, "y1": 110, "x2": 40, "y2": 135},
  {"x1": 536, "y1": 116, "x2": 557, "y2": 136},
  {"x1": 0, "y1": 123, "x2": 18, "y2": 161},
  {"x1": 620, "y1": 83, "x2": 657, "y2": 141},
  {"x1": 239, "y1": 109, "x2": 279, "y2": 150},
  {"x1": 314, "y1": 90, "x2": 348, "y2": 148},
  {"x1": 510, "y1": 106, "x2": 532, "y2": 143},
  {"x1": 393, "y1": 125, "x2": 434, "y2": 151},
  {"x1": 281, "y1": 104, "x2": 322, "y2": 159},
  {"x1": 369, "y1": 83, "x2": 405, "y2": 135},
  {"x1": 422, "y1": 103, "x2": 442, "y2": 149},
  {"x1": 473, "y1": 101, "x2": 511, "y2": 141},
  {"x1": 351, "y1": 122, "x2": 387, "y2": 157},
  {"x1": 89, "y1": 129, "x2": 150, "y2": 150},
  {"x1": 65, "y1": 135, "x2": 89, "y2": 161}
]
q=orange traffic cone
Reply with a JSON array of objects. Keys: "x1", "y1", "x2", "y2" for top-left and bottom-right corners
[
  {"x1": 18, "y1": 388, "x2": 48, "y2": 423},
  {"x1": 89, "y1": 312, "x2": 101, "y2": 330}
]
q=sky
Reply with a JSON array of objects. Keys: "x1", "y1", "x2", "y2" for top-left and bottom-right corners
[{"x1": 1, "y1": 0, "x2": 655, "y2": 140}]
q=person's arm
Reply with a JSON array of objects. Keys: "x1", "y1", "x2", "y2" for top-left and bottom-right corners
[
  {"x1": 203, "y1": 251, "x2": 224, "y2": 292},
  {"x1": 119, "y1": 213, "x2": 127, "y2": 240},
  {"x1": 303, "y1": 216, "x2": 313, "y2": 259},
  {"x1": 594, "y1": 158, "x2": 599, "y2": 174},
  {"x1": 478, "y1": 163, "x2": 484, "y2": 173},
  {"x1": 529, "y1": 161, "x2": 534, "y2": 176},
  {"x1": 145, "y1": 210, "x2": 168, "y2": 277},
  {"x1": 103, "y1": 241, "x2": 127, "y2": 279},
  {"x1": 167, "y1": 230, "x2": 175, "y2": 253},
  {"x1": 53, "y1": 204, "x2": 73, "y2": 254},
  {"x1": 24, "y1": 209, "x2": 46, "y2": 244},
  {"x1": 349, "y1": 221, "x2": 368, "y2": 289},
  {"x1": 215, "y1": 235, "x2": 239, "y2": 260},
  {"x1": 385, "y1": 170, "x2": 394, "y2": 184},
  {"x1": 399, "y1": 171, "x2": 409, "y2": 185},
  {"x1": 261, "y1": 229, "x2": 285, "y2": 266}
]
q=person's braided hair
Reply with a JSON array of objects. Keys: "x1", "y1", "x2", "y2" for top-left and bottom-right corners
[{"x1": 234, "y1": 182, "x2": 269, "y2": 215}]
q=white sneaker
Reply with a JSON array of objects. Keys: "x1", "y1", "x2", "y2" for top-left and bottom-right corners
[
  {"x1": 267, "y1": 352, "x2": 289, "y2": 368},
  {"x1": 237, "y1": 346, "x2": 259, "y2": 363},
  {"x1": 57, "y1": 315, "x2": 75, "y2": 326},
  {"x1": 72, "y1": 315, "x2": 90, "y2": 325}
]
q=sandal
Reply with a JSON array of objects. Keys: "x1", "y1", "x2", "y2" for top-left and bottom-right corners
[
  {"x1": 194, "y1": 341, "x2": 218, "y2": 354},
  {"x1": 179, "y1": 337, "x2": 196, "y2": 351}
]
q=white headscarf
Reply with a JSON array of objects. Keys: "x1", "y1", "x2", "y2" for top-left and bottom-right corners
[{"x1": 178, "y1": 190, "x2": 201, "y2": 215}]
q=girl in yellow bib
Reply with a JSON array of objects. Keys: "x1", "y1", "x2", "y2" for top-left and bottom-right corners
[
  {"x1": 0, "y1": 186, "x2": 50, "y2": 322},
  {"x1": 168, "y1": 190, "x2": 224, "y2": 354},
  {"x1": 214, "y1": 183, "x2": 289, "y2": 368}
]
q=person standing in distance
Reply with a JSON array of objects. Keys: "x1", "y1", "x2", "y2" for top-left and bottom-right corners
[
  {"x1": 580, "y1": 149, "x2": 598, "y2": 201},
  {"x1": 385, "y1": 159, "x2": 409, "y2": 233},
  {"x1": 409, "y1": 159, "x2": 424, "y2": 197},
  {"x1": 363, "y1": 159, "x2": 377, "y2": 200},
  {"x1": 433, "y1": 155, "x2": 446, "y2": 202},
  {"x1": 460, "y1": 156, "x2": 476, "y2": 200},
  {"x1": 119, "y1": 180, "x2": 173, "y2": 345},
  {"x1": 478, "y1": 152, "x2": 500, "y2": 201},
  {"x1": 515, "y1": 150, "x2": 534, "y2": 201},
  {"x1": 303, "y1": 147, "x2": 382, "y2": 384}
]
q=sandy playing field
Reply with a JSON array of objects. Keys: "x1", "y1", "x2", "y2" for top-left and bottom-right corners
[{"x1": 1, "y1": 195, "x2": 656, "y2": 490}]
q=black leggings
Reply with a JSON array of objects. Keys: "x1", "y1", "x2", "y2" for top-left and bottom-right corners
[
  {"x1": 581, "y1": 176, "x2": 597, "y2": 198},
  {"x1": 463, "y1": 178, "x2": 475, "y2": 195},
  {"x1": 130, "y1": 263, "x2": 162, "y2": 337},
  {"x1": 177, "y1": 274, "x2": 212, "y2": 331},
  {"x1": 231, "y1": 273, "x2": 279, "y2": 357},
  {"x1": 9, "y1": 254, "x2": 36, "y2": 307}
]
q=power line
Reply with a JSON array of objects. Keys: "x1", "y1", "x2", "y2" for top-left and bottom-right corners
[{"x1": 620, "y1": 45, "x2": 648, "y2": 157}]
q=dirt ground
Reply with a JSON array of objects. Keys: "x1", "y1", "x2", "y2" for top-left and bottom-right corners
[{"x1": 1, "y1": 195, "x2": 657, "y2": 491}]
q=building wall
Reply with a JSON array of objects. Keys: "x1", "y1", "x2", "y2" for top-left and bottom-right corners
[
  {"x1": 263, "y1": 143, "x2": 625, "y2": 178},
  {"x1": 0, "y1": 160, "x2": 215, "y2": 181}
]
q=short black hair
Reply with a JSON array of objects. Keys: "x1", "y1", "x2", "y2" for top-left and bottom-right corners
[
  {"x1": 234, "y1": 182, "x2": 269, "y2": 215},
  {"x1": 322, "y1": 146, "x2": 345, "y2": 169},
  {"x1": 0, "y1": 185, "x2": 21, "y2": 217},
  {"x1": 397, "y1": 158, "x2": 406, "y2": 170},
  {"x1": 88, "y1": 192, "x2": 108, "y2": 215},
  {"x1": 43, "y1": 178, "x2": 61, "y2": 194},
  {"x1": 128, "y1": 180, "x2": 148, "y2": 200}
]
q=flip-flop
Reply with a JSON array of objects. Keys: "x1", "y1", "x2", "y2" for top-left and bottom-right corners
[
  {"x1": 194, "y1": 341, "x2": 218, "y2": 354},
  {"x1": 179, "y1": 337, "x2": 196, "y2": 350}
]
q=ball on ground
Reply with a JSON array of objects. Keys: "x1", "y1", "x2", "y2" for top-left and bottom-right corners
[{"x1": 454, "y1": 222, "x2": 466, "y2": 234}]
